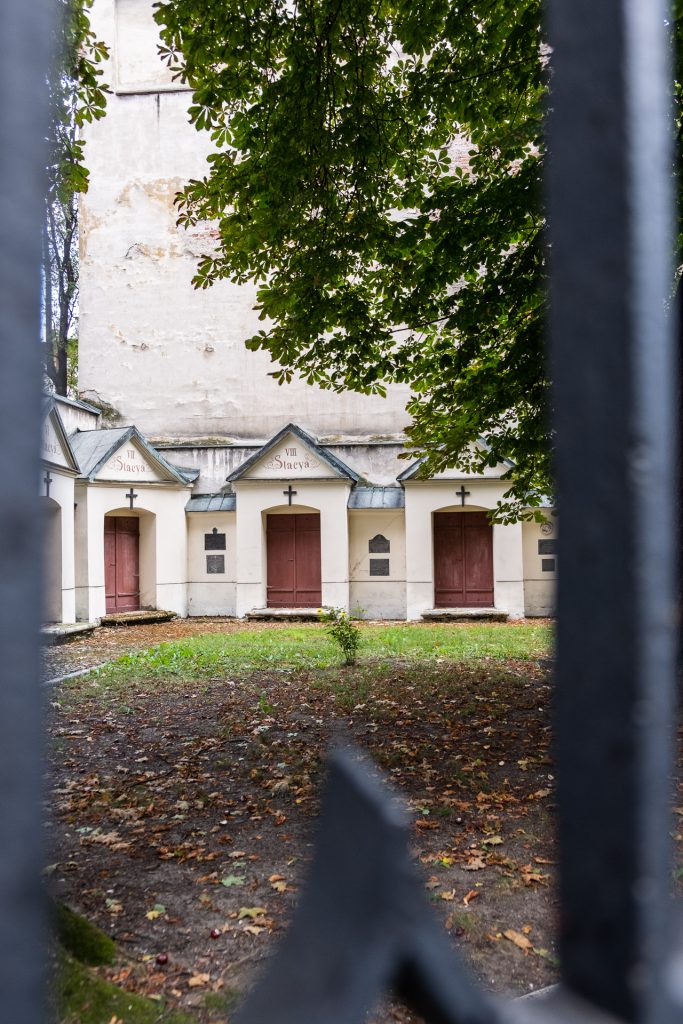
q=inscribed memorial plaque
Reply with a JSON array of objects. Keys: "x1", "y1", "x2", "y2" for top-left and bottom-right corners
[
  {"x1": 369, "y1": 558, "x2": 390, "y2": 577},
  {"x1": 206, "y1": 555, "x2": 225, "y2": 574},
  {"x1": 369, "y1": 535, "x2": 390, "y2": 554},
  {"x1": 205, "y1": 528, "x2": 226, "y2": 551}
]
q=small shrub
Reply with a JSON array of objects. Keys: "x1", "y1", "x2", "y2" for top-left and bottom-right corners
[{"x1": 318, "y1": 607, "x2": 362, "y2": 665}]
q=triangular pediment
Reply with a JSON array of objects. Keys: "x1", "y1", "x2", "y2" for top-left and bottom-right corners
[
  {"x1": 70, "y1": 426, "x2": 189, "y2": 484},
  {"x1": 96, "y1": 437, "x2": 166, "y2": 482},
  {"x1": 227, "y1": 424, "x2": 358, "y2": 483},
  {"x1": 42, "y1": 401, "x2": 79, "y2": 473},
  {"x1": 397, "y1": 441, "x2": 513, "y2": 482}
]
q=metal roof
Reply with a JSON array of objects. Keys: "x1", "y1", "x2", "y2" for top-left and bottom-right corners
[
  {"x1": 348, "y1": 486, "x2": 405, "y2": 509},
  {"x1": 185, "y1": 494, "x2": 237, "y2": 513},
  {"x1": 172, "y1": 465, "x2": 201, "y2": 484},
  {"x1": 227, "y1": 423, "x2": 359, "y2": 482}
]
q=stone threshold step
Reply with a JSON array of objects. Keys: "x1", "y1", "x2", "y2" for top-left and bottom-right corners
[
  {"x1": 99, "y1": 609, "x2": 177, "y2": 627},
  {"x1": 421, "y1": 608, "x2": 508, "y2": 622},
  {"x1": 246, "y1": 608, "x2": 321, "y2": 621},
  {"x1": 42, "y1": 622, "x2": 97, "y2": 645}
]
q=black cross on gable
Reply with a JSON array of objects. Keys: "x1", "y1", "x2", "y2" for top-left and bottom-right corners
[
  {"x1": 125, "y1": 488, "x2": 138, "y2": 509},
  {"x1": 283, "y1": 484, "x2": 297, "y2": 506},
  {"x1": 43, "y1": 471, "x2": 52, "y2": 498},
  {"x1": 456, "y1": 484, "x2": 470, "y2": 506}
]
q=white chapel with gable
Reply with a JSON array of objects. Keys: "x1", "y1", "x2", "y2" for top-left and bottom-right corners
[{"x1": 41, "y1": 0, "x2": 556, "y2": 626}]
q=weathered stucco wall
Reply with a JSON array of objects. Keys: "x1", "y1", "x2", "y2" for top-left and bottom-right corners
[
  {"x1": 155, "y1": 442, "x2": 406, "y2": 492},
  {"x1": 80, "y1": 0, "x2": 411, "y2": 441},
  {"x1": 349, "y1": 511, "x2": 407, "y2": 619},
  {"x1": 522, "y1": 518, "x2": 557, "y2": 617},
  {"x1": 186, "y1": 512, "x2": 236, "y2": 616}
]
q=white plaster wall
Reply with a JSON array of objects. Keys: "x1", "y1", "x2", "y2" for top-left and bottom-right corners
[
  {"x1": 154, "y1": 442, "x2": 407, "y2": 492},
  {"x1": 233, "y1": 481, "x2": 351, "y2": 615},
  {"x1": 75, "y1": 482, "x2": 190, "y2": 620},
  {"x1": 42, "y1": 470, "x2": 76, "y2": 623},
  {"x1": 348, "y1": 511, "x2": 406, "y2": 619},
  {"x1": 404, "y1": 481, "x2": 526, "y2": 619},
  {"x1": 54, "y1": 396, "x2": 100, "y2": 435},
  {"x1": 187, "y1": 512, "x2": 236, "y2": 615},
  {"x1": 80, "y1": 0, "x2": 411, "y2": 441},
  {"x1": 522, "y1": 519, "x2": 557, "y2": 616}
]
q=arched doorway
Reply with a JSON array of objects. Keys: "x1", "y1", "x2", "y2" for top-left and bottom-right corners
[
  {"x1": 433, "y1": 510, "x2": 494, "y2": 608},
  {"x1": 266, "y1": 510, "x2": 321, "y2": 607},
  {"x1": 43, "y1": 500, "x2": 62, "y2": 622},
  {"x1": 104, "y1": 515, "x2": 140, "y2": 612}
]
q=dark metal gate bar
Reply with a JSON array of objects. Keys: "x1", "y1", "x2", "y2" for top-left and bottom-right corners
[
  {"x1": 235, "y1": 0, "x2": 683, "y2": 1022},
  {"x1": 0, "y1": 2, "x2": 52, "y2": 1022},
  {"x1": 547, "y1": 0, "x2": 680, "y2": 1020}
]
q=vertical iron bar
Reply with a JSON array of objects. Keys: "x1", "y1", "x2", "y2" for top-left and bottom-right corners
[
  {"x1": 546, "y1": 1, "x2": 676, "y2": 1022},
  {"x1": 0, "y1": 0, "x2": 52, "y2": 1021}
]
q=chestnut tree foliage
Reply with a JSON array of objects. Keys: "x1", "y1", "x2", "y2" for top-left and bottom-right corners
[{"x1": 153, "y1": 0, "x2": 549, "y2": 518}]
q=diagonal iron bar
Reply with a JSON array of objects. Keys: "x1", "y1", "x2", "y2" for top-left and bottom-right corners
[{"x1": 236, "y1": 748, "x2": 502, "y2": 1024}]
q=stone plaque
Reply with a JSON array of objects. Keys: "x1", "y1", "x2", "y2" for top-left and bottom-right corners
[
  {"x1": 369, "y1": 534, "x2": 390, "y2": 554},
  {"x1": 205, "y1": 528, "x2": 226, "y2": 551},
  {"x1": 538, "y1": 539, "x2": 557, "y2": 555},
  {"x1": 369, "y1": 558, "x2": 390, "y2": 577},
  {"x1": 541, "y1": 558, "x2": 556, "y2": 573},
  {"x1": 206, "y1": 554, "x2": 225, "y2": 574}
]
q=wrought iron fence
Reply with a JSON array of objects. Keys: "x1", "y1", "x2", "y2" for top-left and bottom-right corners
[{"x1": 1, "y1": 0, "x2": 681, "y2": 1022}]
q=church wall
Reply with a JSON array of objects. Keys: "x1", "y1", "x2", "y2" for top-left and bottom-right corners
[
  {"x1": 187, "y1": 512, "x2": 237, "y2": 616},
  {"x1": 348, "y1": 511, "x2": 406, "y2": 620},
  {"x1": 404, "y1": 481, "x2": 526, "y2": 619},
  {"x1": 153, "y1": 442, "x2": 407, "y2": 493},
  {"x1": 42, "y1": 471, "x2": 75, "y2": 624},
  {"x1": 40, "y1": 468, "x2": 75, "y2": 622},
  {"x1": 522, "y1": 519, "x2": 557, "y2": 617},
  {"x1": 80, "y1": 0, "x2": 411, "y2": 442},
  {"x1": 233, "y1": 481, "x2": 351, "y2": 615},
  {"x1": 75, "y1": 483, "x2": 189, "y2": 620},
  {"x1": 53, "y1": 395, "x2": 100, "y2": 435}
]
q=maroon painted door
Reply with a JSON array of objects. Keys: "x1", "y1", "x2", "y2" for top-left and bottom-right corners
[
  {"x1": 104, "y1": 516, "x2": 140, "y2": 613},
  {"x1": 266, "y1": 513, "x2": 322, "y2": 607},
  {"x1": 434, "y1": 511, "x2": 494, "y2": 607}
]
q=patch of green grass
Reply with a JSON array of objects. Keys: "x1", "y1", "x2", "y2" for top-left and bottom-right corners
[
  {"x1": 56, "y1": 951, "x2": 193, "y2": 1024},
  {"x1": 68, "y1": 622, "x2": 552, "y2": 693},
  {"x1": 203, "y1": 988, "x2": 242, "y2": 1014},
  {"x1": 52, "y1": 901, "x2": 116, "y2": 966}
]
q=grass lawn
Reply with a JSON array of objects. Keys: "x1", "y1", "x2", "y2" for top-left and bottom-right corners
[
  {"x1": 48, "y1": 620, "x2": 562, "y2": 1023},
  {"x1": 83, "y1": 621, "x2": 553, "y2": 689}
]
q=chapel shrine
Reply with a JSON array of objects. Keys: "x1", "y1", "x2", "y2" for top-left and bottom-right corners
[{"x1": 41, "y1": 0, "x2": 556, "y2": 626}]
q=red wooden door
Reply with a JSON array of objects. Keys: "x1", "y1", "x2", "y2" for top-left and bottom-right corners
[
  {"x1": 434, "y1": 511, "x2": 493, "y2": 607},
  {"x1": 266, "y1": 513, "x2": 322, "y2": 607},
  {"x1": 104, "y1": 517, "x2": 140, "y2": 613}
]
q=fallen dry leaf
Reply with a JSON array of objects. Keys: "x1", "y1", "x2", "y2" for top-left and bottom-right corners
[
  {"x1": 463, "y1": 857, "x2": 486, "y2": 871},
  {"x1": 238, "y1": 906, "x2": 267, "y2": 920},
  {"x1": 503, "y1": 929, "x2": 533, "y2": 952},
  {"x1": 188, "y1": 973, "x2": 211, "y2": 988},
  {"x1": 463, "y1": 889, "x2": 479, "y2": 906}
]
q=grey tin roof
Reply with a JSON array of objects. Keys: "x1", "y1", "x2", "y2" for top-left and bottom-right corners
[
  {"x1": 348, "y1": 486, "x2": 405, "y2": 509},
  {"x1": 173, "y1": 465, "x2": 201, "y2": 484},
  {"x1": 69, "y1": 426, "x2": 191, "y2": 484},
  {"x1": 186, "y1": 494, "x2": 237, "y2": 513},
  {"x1": 226, "y1": 423, "x2": 359, "y2": 482}
]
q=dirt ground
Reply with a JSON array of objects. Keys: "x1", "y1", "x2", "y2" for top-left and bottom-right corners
[{"x1": 44, "y1": 620, "x2": 682, "y2": 1023}]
